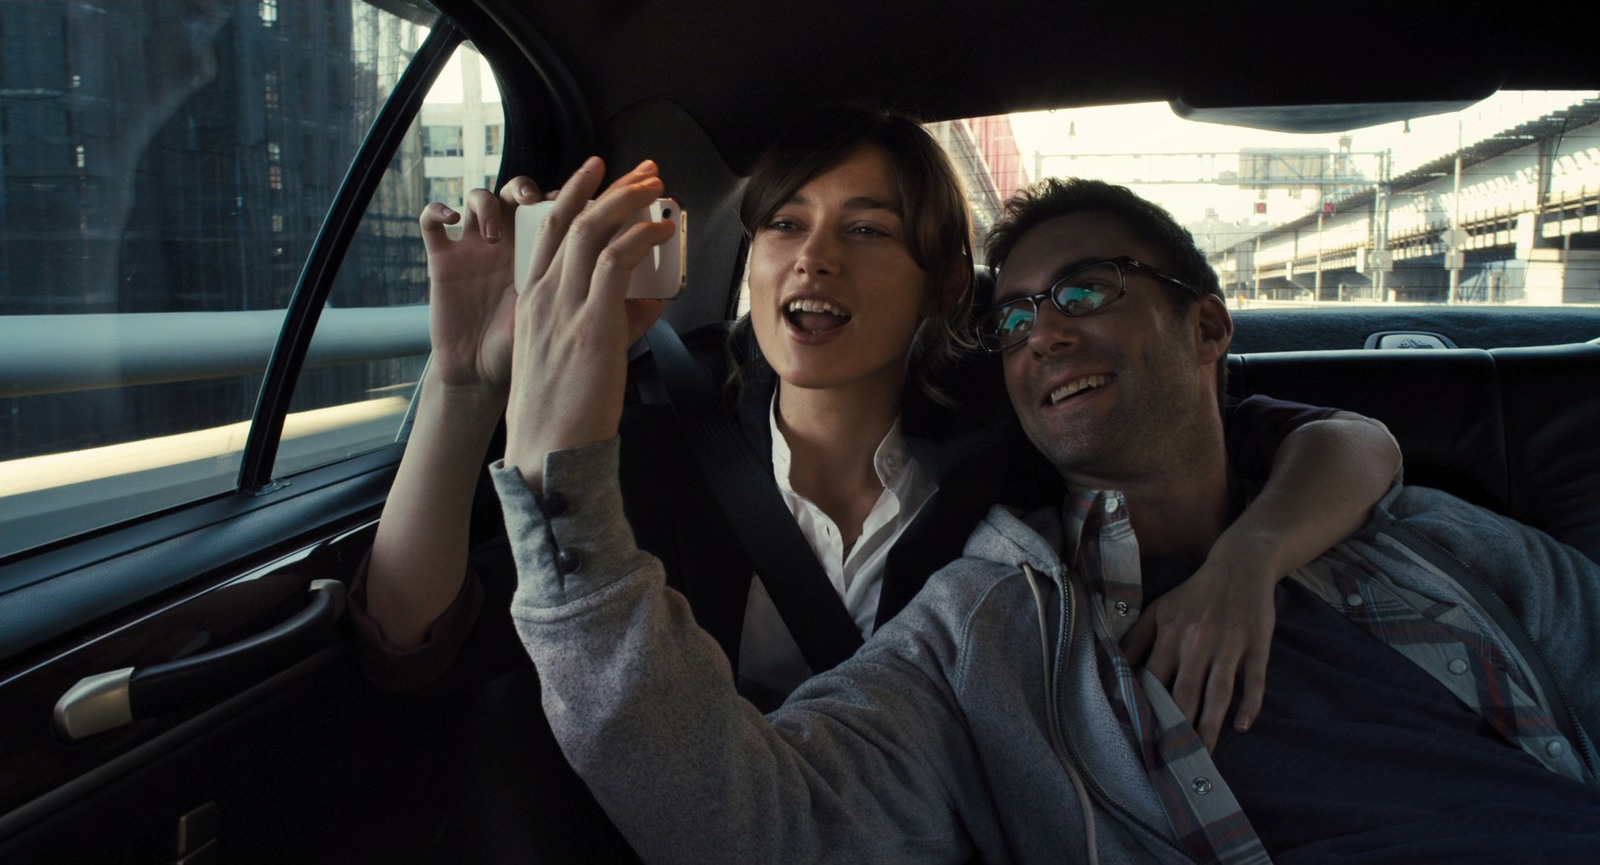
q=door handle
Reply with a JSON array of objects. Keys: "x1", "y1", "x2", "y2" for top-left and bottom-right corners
[{"x1": 53, "y1": 579, "x2": 346, "y2": 741}]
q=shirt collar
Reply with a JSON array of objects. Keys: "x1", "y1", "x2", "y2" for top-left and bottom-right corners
[
  {"x1": 1062, "y1": 488, "x2": 1142, "y2": 641},
  {"x1": 769, "y1": 392, "x2": 911, "y2": 493}
]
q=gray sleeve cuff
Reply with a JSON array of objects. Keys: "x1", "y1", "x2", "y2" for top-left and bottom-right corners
[{"x1": 489, "y1": 438, "x2": 648, "y2": 610}]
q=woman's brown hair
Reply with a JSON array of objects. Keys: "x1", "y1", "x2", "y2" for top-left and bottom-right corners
[{"x1": 728, "y1": 105, "x2": 975, "y2": 405}]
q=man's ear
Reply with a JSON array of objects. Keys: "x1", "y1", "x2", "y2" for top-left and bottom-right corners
[{"x1": 1191, "y1": 295, "x2": 1233, "y2": 366}]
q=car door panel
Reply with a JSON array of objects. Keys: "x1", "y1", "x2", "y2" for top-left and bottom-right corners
[{"x1": 0, "y1": 455, "x2": 461, "y2": 864}]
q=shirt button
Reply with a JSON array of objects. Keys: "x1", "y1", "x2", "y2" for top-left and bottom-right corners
[
  {"x1": 1114, "y1": 601, "x2": 1130, "y2": 617},
  {"x1": 1104, "y1": 497, "x2": 1119, "y2": 514},
  {"x1": 542, "y1": 492, "x2": 569, "y2": 517},
  {"x1": 1345, "y1": 593, "x2": 1364, "y2": 607},
  {"x1": 555, "y1": 548, "x2": 583, "y2": 574},
  {"x1": 1191, "y1": 777, "x2": 1213, "y2": 795},
  {"x1": 1448, "y1": 659, "x2": 1469, "y2": 675},
  {"x1": 1546, "y1": 740, "x2": 1565, "y2": 758}
]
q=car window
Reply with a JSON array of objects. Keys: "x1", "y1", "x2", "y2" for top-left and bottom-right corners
[
  {"x1": 0, "y1": 0, "x2": 482, "y2": 558},
  {"x1": 938, "y1": 93, "x2": 1600, "y2": 307},
  {"x1": 275, "y1": 42, "x2": 504, "y2": 478}
]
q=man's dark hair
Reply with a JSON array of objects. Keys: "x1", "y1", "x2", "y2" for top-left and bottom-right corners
[{"x1": 985, "y1": 177, "x2": 1229, "y2": 408}]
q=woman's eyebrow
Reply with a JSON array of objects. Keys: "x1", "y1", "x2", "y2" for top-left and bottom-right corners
[
  {"x1": 783, "y1": 192, "x2": 901, "y2": 217},
  {"x1": 842, "y1": 196, "x2": 901, "y2": 216}
]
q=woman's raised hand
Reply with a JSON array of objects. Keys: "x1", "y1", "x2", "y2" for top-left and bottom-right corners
[
  {"x1": 503, "y1": 157, "x2": 673, "y2": 490},
  {"x1": 418, "y1": 177, "x2": 548, "y2": 398}
]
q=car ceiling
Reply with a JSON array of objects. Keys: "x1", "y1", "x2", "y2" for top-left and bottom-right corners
[{"x1": 467, "y1": 0, "x2": 1600, "y2": 174}]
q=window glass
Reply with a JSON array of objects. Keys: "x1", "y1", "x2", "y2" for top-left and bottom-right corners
[
  {"x1": 0, "y1": 0, "x2": 437, "y2": 558},
  {"x1": 274, "y1": 41, "x2": 506, "y2": 478},
  {"x1": 936, "y1": 92, "x2": 1600, "y2": 306},
  {"x1": 422, "y1": 125, "x2": 464, "y2": 157}
]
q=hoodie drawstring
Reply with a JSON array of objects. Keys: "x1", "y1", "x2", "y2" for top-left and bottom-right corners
[{"x1": 1024, "y1": 563, "x2": 1100, "y2": 865}]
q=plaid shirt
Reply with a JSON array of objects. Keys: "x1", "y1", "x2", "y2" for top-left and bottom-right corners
[{"x1": 1060, "y1": 487, "x2": 1589, "y2": 865}]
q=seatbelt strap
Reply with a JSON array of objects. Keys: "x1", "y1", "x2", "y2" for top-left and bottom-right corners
[{"x1": 644, "y1": 320, "x2": 865, "y2": 672}]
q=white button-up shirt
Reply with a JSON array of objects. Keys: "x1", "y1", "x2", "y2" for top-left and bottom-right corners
[{"x1": 736, "y1": 397, "x2": 937, "y2": 697}]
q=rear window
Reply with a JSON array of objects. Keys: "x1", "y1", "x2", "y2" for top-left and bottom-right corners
[{"x1": 938, "y1": 92, "x2": 1600, "y2": 307}]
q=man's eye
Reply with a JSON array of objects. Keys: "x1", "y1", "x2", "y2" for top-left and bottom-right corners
[
  {"x1": 999, "y1": 306, "x2": 1034, "y2": 334},
  {"x1": 1056, "y1": 286, "x2": 1110, "y2": 309}
]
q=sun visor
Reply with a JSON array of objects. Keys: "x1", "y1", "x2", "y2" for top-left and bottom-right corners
[{"x1": 1169, "y1": 100, "x2": 1485, "y2": 134}]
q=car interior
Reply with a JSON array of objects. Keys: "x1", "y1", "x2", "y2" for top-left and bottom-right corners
[{"x1": 2, "y1": 1, "x2": 1598, "y2": 862}]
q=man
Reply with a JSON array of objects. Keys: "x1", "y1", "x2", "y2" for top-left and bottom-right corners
[{"x1": 493, "y1": 178, "x2": 1600, "y2": 864}]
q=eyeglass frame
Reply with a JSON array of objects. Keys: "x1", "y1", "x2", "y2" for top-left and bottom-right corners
[{"x1": 975, "y1": 256, "x2": 1201, "y2": 353}]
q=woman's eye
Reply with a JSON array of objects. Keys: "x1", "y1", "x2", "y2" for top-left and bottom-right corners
[
  {"x1": 763, "y1": 218, "x2": 801, "y2": 233},
  {"x1": 847, "y1": 224, "x2": 890, "y2": 238}
]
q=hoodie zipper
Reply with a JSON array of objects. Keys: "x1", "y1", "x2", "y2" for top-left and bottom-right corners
[{"x1": 1025, "y1": 564, "x2": 1200, "y2": 864}]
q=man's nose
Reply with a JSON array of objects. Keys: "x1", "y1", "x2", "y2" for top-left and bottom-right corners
[{"x1": 1024, "y1": 301, "x2": 1081, "y2": 356}]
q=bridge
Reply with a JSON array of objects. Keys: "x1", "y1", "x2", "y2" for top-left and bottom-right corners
[{"x1": 1213, "y1": 99, "x2": 1600, "y2": 305}]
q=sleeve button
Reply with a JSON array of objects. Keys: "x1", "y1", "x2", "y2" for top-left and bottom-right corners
[
  {"x1": 555, "y1": 548, "x2": 583, "y2": 574},
  {"x1": 542, "y1": 492, "x2": 569, "y2": 517}
]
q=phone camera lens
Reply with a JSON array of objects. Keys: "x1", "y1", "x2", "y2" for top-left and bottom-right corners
[{"x1": 661, "y1": 207, "x2": 673, "y2": 219}]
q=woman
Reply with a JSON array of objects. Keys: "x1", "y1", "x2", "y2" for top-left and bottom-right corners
[{"x1": 354, "y1": 107, "x2": 1397, "y2": 857}]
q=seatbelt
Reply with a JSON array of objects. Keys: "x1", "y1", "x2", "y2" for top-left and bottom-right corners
[{"x1": 644, "y1": 320, "x2": 865, "y2": 673}]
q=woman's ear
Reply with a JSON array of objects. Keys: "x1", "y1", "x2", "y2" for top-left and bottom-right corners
[
  {"x1": 1191, "y1": 295, "x2": 1233, "y2": 366},
  {"x1": 923, "y1": 256, "x2": 971, "y2": 318}
]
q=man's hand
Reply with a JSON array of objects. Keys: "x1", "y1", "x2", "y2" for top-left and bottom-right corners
[
  {"x1": 503, "y1": 157, "x2": 673, "y2": 491},
  {"x1": 1120, "y1": 549, "x2": 1277, "y2": 752}
]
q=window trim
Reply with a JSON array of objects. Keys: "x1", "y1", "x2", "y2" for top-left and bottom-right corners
[{"x1": 237, "y1": 15, "x2": 464, "y2": 493}]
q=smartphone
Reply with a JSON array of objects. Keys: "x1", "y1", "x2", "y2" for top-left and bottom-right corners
[{"x1": 514, "y1": 198, "x2": 684, "y2": 299}]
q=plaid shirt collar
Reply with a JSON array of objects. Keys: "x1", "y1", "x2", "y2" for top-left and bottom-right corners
[{"x1": 1062, "y1": 489, "x2": 1271, "y2": 865}]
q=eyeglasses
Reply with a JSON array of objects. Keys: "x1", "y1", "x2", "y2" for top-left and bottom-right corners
[{"x1": 974, "y1": 256, "x2": 1198, "y2": 353}]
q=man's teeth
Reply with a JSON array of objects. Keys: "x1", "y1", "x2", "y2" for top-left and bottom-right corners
[
  {"x1": 785, "y1": 298, "x2": 849, "y2": 317},
  {"x1": 1049, "y1": 375, "x2": 1109, "y2": 404}
]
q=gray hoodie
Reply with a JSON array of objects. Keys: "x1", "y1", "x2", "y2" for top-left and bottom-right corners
[{"x1": 493, "y1": 440, "x2": 1599, "y2": 865}]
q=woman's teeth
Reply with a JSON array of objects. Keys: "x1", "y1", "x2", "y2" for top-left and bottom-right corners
[
  {"x1": 786, "y1": 298, "x2": 848, "y2": 316},
  {"x1": 785, "y1": 299, "x2": 852, "y2": 333}
]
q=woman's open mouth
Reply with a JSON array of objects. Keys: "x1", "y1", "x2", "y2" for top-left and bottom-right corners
[{"x1": 784, "y1": 298, "x2": 853, "y2": 334}]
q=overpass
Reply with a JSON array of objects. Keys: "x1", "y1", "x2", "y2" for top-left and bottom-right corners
[{"x1": 1215, "y1": 99, "x2": 1600, "y2": 304}]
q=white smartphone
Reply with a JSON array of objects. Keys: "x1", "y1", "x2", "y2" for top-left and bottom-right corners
[{"x1": 514, "y1": 198, "x2": 685, "y2": 299}]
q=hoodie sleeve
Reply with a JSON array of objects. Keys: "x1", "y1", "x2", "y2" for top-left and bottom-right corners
[{"x1": 491, "y1": 439, "x2": 979, "y2": 865}]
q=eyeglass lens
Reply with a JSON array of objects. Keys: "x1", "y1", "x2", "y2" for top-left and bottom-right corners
[{"x1": 981, "y1": 260, "x2": 1123, "y2": 350}]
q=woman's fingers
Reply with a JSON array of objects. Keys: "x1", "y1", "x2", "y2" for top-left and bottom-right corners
[
  {"x1": 498, "y1": 175, "x2": 545, "y2": 208},
  {"x1": 418, "y1": 201, "x2": 461, "y2": 254},
  {"x1": 462, "y1": 187, "x2": 503, "y2": 242}
]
